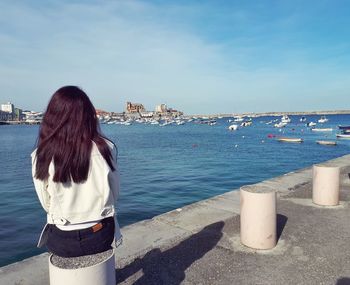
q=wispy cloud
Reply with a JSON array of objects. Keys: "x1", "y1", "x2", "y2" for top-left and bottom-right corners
[{"x1": 0, "y1": 0, "x2": 349, "y2": 113}]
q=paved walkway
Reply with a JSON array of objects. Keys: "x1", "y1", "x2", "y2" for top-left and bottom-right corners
[{"x1": 116, "y1": 173, "x2": 350, "y2": 285}]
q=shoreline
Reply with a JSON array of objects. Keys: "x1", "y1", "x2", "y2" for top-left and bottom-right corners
[{"x1": 187, "y1": 109, "x2": 350, "y2": 118}]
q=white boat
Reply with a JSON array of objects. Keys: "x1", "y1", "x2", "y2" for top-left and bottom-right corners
[
  {"x1": 307, "y1": 122, "x2": 317, "y2": 127},
  {"x1": 336, "y1": 134, "x2": 350, "y2": 139},
  {"x1": 159, "y1": 121, "x2": 173, "y2": 127},
  {"x1": 274, "y1": 122, "x2": 287, "y2": 128},
  {"x1": 240, "y1": 121, "x2": 252, "y2": 127},
  {"x1": 234, "y1": 116, "x2": 244, "y2": 122},
  {"x1": 228, "y1": 124, "x2": 238, "y2": 131},
  {"x1": 278, "y1": 137, "x2": 303, "y2": 143},
  {"x1": 300, "y1": 116, "x2": 306, "y2": 122},
  {"x1": 316, "y1": 140, "x2": 337, "y2": 146},
  {"x1": 311, "y1": 128, "x2": 333, "y2": 132},
  {"x1": 318, "y1": 116, "x2": 328, "y2": 123},
  {"x1": 281, "y1": 115, "x2": 291, "y2": 123}
]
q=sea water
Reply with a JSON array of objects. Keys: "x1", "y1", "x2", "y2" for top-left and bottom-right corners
[{"x1": 0, "y1": 114, "x2": 349, "y2": 266}]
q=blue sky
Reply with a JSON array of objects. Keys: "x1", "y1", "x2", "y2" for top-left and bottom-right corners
[{"x1": 1, "y1": 0, "x2": 349, "y2": 114}]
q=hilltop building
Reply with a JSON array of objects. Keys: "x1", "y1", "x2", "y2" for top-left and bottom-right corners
[
  {"x1": 155, "y1": 104, "x2": 167, "y2": 113},
  {"x1": 155, "y1": 103, "x2": 183, "y2": 117},
  {"x1": 126, "y1": 102, "x2": 145, "y2": 113}
]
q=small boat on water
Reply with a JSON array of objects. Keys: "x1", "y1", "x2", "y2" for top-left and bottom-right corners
[
  {"x1": 240, "y1": 121, "x2": 252, "y2": 127},
  {"x1": 281, "y1": 115, "x2": 291, "y2": 123},
  {"x1": 338, "y1": 125, "x2": 350, "y2": 130},
  {"x1": 336, "y1": 134, "x2": 350, "y2": 139},
  {"x1": 228, "y1": 124, "x2": 238, "y2": 131},
  {"x1": 311, "y1": 128, "x2": 333, "y2": 132},
  {"x1": 318, "y1": 116, "x2": 328, "y2": 123},
  {"x1": 300, "y1": 116, "x2": 306, "y2": 122},
  {"x1": 274, "y1": 122, "x2": 287, "y2": 128},
  {"x1": 316, "y1": 140, "x2": 337, "y2": 146},
  {"x1": 234, "y1": 116, "x2": 244, "y2": 122},
  {"x1": 307, "y1": 122, "x2": 317, "y2": 127},
  {"x1": 277, "y1": 137, "x2": 303, "y2": 143}
]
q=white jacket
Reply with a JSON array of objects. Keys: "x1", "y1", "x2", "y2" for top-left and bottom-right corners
[{"x1": 31, "y1": 139, "x2": 122, "y2": 246}]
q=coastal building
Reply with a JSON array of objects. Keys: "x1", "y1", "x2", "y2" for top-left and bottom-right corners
[
  {"x1": 96, "y1": 109, "x2": 109, "y2": 117},
  {"x1": 140, "y1": 111, "x2": 154, "y2": 118},
  {"x1": 14, "y1": 108, "x2": 24, "y2": 121},
  {"x1": 22, "y1": 111, "x2": 43, "y2": 124},
  {"x1": 1, "y1": 102, "x2": 14, "y2": 114},
  {"x1": 155, "y1": 104, "x2": 167, "y2": 113},
  {"x1": 155, "y1": 103, "x2": 183, "y2": 117},
  {"x1": 167, "y1": 108, "x2": 183, "y2": 117},
  {"x1": 0, "y1": 110, "x2": 13, "y2": 121},
  {"x1": 126, "y1": 102, "x2": 145, "y2": 113}
]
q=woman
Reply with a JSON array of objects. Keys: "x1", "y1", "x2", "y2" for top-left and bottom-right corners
[{"x1": 31, "y1": 86, "x2": 122, "y2": 257}]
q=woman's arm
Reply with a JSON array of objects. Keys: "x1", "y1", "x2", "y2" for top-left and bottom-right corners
[
  {"x1": 31, "y1": 152, "x2": 50, "y2": 212},
  {"x1": 108, "y1": 146, "x2": 120, "y2": 201}
]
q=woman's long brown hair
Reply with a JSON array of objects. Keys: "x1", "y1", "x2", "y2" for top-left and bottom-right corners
[{"x1": 35, "y1": 86, "x2": 115, "y2": 183}]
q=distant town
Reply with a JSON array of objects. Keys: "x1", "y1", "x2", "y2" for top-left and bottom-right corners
[
  {"x1": 1, "y1": 100, "x2": 350, "y2": 126},
  {"x1": 0, "y1": 101, "x2": 184, "y2": 125}
]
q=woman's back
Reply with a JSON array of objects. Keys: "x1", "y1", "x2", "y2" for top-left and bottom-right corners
[{"x1": 32, "y1": 86, "x2": 122, "y2": 258}]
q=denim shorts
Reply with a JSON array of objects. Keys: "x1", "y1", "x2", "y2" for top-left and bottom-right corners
[{"x1": 46, "y1": 217, "x2": 115, "y2": 258}]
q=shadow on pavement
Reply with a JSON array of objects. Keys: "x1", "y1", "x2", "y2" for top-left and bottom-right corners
[
  {"x1": 277, "y1": 214, "x2": 288, "y2": 242},
  {"x1": 115, "y1": 221, "x2": 224, "y2": 285},
  {"x1": 336, "y1": 277, "x2": 350, "y2": 285}
]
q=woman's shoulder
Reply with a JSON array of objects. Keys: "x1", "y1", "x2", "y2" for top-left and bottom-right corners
[
  {"x1": 30, "y1": 148, "x2": 37, "y2": 158},
  {"x1": 103, "y1": 138, "x2": 115, "y2": 150},
  {"x1": 91, "y1": 138, "x2": 116, "y2": 156}
]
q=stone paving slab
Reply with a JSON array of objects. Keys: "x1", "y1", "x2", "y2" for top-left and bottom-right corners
[
  {"x1": 154, "y1": 200, "x2": 234, "y2": 233},
  {"x1": 0, "y1": 253, "x2": 49, "y2": 285},
  {"x1": 117, "y1": 219, "x2": 191, "y2": 268}
]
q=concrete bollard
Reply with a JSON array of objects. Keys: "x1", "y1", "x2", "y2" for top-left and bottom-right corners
[
  {"x1": 312, "y1": 164, "x2": 340, "y2": 206},
  {"x1": 49, "y1": 249, "x2": 116, "y2": 285},
  {"x1": 240, "y1": 185, "x2": 277, "y2": 250}
]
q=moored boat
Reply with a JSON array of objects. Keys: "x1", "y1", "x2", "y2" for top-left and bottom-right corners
[
  {"x1": 277, "y1": 137, "x2": 303, "y2": 143},
  {"x1": 240, "y1": 121, "x2": 252, "y2": 127},
  {"x1": 338, "y1": 125, "x2": 350, "y2": 130},
  {"x1": 316, "y1": 140, "x2": 337, "y2": 146},
  {"x1": 228, "y1": 124, "x2": 238, "y2": 131},
  {"x1": 336, "y1": 134, "x2": 350, "y2": 139},
  {"x1": 274, "y1": 122, "x2": 287, "y2": 128},
  {"x1": 306, "y1": 122, "x2": 317, "y2": 127},
  {"x1": 311, "y1": 128, "x2": 333, "y2": 132},
  {"x1": 318, "y1": 116, "x2": 328, "y2": 123},
  {"x1": 281, "y1": 115, "x2": 291, "y2": 123}
]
